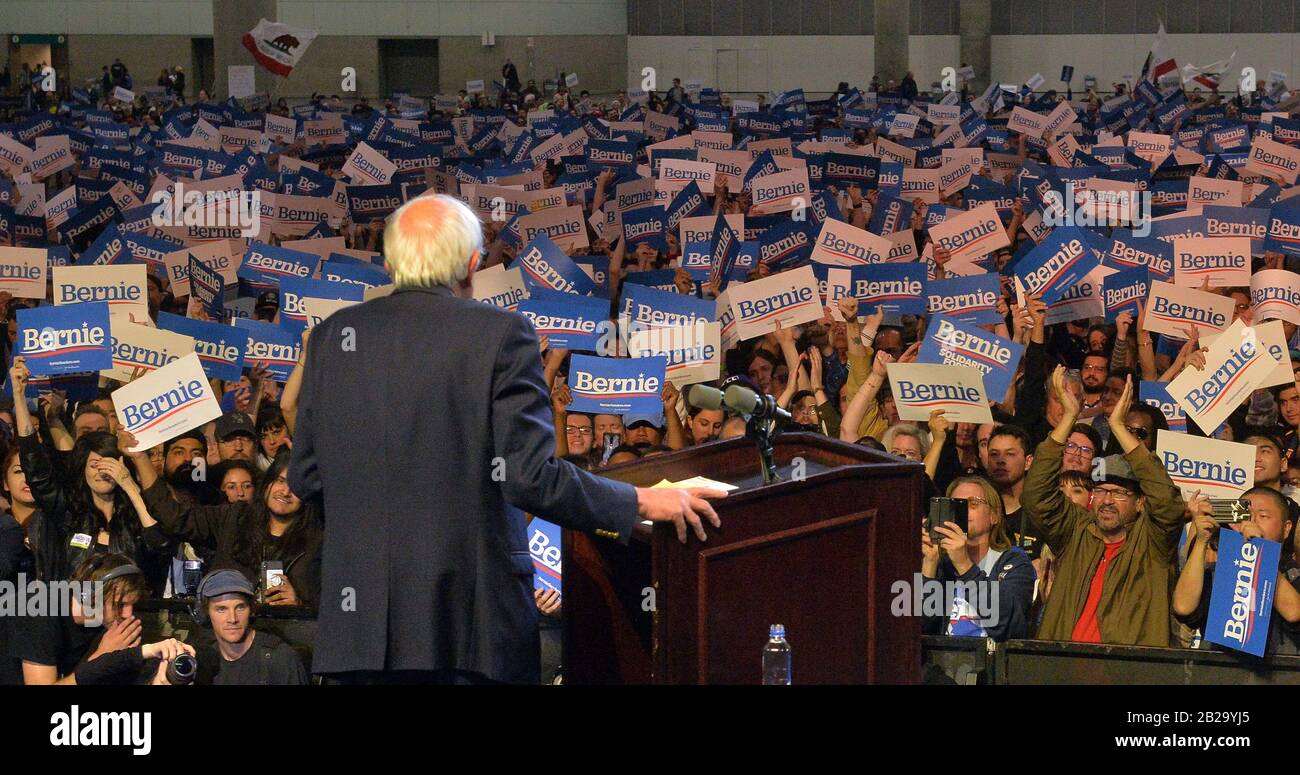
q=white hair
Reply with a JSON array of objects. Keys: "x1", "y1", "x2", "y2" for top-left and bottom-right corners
[
  {"x1": 882, "y1": 422, "x2": 930, "y2": 460},
  {"x1": 383, "y1": 194, "x2": 484, "y2": 290}
]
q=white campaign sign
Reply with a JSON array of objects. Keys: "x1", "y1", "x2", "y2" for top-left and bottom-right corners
[{"x1": 112, "y1": 353, "x2": 222, "y2": 452}]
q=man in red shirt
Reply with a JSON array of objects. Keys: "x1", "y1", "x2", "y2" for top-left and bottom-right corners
[{"x1": 1021, "y1": 366, "x2": 1187, "y2": 647}]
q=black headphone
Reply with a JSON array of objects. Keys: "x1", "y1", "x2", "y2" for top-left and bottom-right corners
[
  {"x1": 76, "y1": 555, "x2": 143, "y2": 610},
  {"x1": 191, "y1": 571, "x2": 256, "y2": 625}
]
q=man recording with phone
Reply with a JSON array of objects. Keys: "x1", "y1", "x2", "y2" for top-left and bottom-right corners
[
  {"x1": 1173, "y1": 486, "x2": 1300, "y2": 654},
  {"x1": 1021, "y1": 366, "x2": 1187, "y2": 647}
]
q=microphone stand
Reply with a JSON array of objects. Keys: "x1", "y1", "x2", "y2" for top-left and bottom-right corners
[{"x1": 745, "y1": 395, "x2": 786, "y2": 486}]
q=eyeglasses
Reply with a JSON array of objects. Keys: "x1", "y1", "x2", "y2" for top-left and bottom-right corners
[
  {"x1": 890, "y1": 449, "x2": 922, "y2": 461},
  {"x1": 965, "y1": 497, "x2": 991, "y2": 507},
  {"x1": 1093, "y1": 486, "x2": 1134, "y2": 502},
  {"x1": 1125, "y1": 425, "x2": 1150, "y2": 440},
  {"x1": 1064, "y1": 442, "x2": 1095, "y2": 456},
  {"x1": 565, "y1": 426, "x2": 594, "y2": 436}
]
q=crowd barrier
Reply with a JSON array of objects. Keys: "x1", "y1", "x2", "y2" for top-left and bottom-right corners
[
  {"x1": 140, "y1": 603, "x2": 1300, "y2": 684},
  {"x1": 923, "y1": 635, "x2": 1300, "y2": 685}
]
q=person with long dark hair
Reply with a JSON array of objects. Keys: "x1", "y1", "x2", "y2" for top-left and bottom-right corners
[
  {"x1": 130, "y1": 444, "x2": 322, "y2": 610},
  {"x1": 9, "y1": 357, "x2": 173, "y2": 585}
]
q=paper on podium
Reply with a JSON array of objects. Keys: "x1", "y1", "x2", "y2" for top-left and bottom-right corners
[
  {"x1": 651, "y1": 476, "x2": 738, "y2": 491},
  {"x1": 644, "y1": 476, "x2": 738, "y2": 525}
]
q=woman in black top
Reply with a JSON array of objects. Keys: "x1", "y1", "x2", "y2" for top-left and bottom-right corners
[
  {"x1": 10, "y1": 357, "x2": 173, "y2": 584},
  {"x1": 134, "y1": 447, "x2": 322, "y2": 610},
  {"x1": 0, "y1": 443, "x2": 37, "y2": 684}
]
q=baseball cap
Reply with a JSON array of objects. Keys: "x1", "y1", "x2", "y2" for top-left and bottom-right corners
[
  {"x1": 215, "y1": 412, "x2": 256, "y2": 441},
  {"x1": 623, "y1": 413, "x2": 665, "y2": 431},
  {"x1": 197, "y1": 569, "x2": 256, "y2": 602},
  {"x1": 1095, "y1": 454, "x2": 1140, "y2": 491}
]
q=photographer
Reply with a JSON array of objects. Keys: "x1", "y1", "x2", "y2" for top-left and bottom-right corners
[
  {"x1": 1021, "y1": 366, "x2": 1187, "y2": 647},
  {"x1": 921, "y1": 476, "x2": 1036, "y2": 641},
  {"x1": 193, "y1": 569, "x2": 309, "y2": 685},
  {"x1": 9, "y1": 553, "x2": 195, "y2": 684},
  {"x1": 1173, "y1": 487, "x2": 1300, "y2": 654}
]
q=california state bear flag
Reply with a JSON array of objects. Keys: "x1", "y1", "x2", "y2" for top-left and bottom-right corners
[{"x1": 242, "y1": 19, "x2": 318, "y2": 78}]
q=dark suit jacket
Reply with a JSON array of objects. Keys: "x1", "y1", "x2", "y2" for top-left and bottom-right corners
[{"x1": 288, "y1": 286, "x2": 639, "y2": 682}]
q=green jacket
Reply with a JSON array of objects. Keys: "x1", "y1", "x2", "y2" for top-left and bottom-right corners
[{"x1": 1021, "y1": 438, "x2": 1185, "y2": 647}]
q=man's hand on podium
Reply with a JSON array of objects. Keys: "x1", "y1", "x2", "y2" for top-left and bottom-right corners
[{"x1": 635, "y1": 487, "x2": 727, "y2": 543}]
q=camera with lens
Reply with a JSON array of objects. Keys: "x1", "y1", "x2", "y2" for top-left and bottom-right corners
[{"x1": 165, "y1": 653, "x2": 198, "y2": 686}]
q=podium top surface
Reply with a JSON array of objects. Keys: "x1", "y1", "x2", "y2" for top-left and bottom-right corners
[{"x1": 597, "y1": 432, "x2": 922, "y2": 494}]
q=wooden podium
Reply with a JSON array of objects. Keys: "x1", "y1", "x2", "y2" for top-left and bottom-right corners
[{"x1": 562, "y1": 432, "x2": 923, "y2": 685}]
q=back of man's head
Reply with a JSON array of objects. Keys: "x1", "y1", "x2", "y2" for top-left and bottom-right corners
[{"x1": 384, "y1": 195, "x2": 483, "y2": 290}]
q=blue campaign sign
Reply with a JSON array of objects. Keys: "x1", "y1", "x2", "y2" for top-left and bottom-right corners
[
  {"x1": 877, "y1": 162, "x2": 904, "y2": 198},
  {"x1": 586, "y1": 138, "x2": 637, "y2": 170},
  {"x1": 665, "y1": 180, "x2": 707, "y2": 231},
  {"x1": 515, "y1": 234, "x2": 598, "y2": 297},
  {"x1": 850, "y1": 263, "x2": 927, "y2": 315},
  {"x1": 868, "y1": 193, "x2": 914, "y2": 235},
  {"x1": 16, "y1": 302, "x2": 113, "y2": 375},
  {"x1": 234, "y1": 318, "x2": 301, "y2": 381},
  {"x1": 680, "y1": 240, "x2": 713, "y2": 281},
  {"x1": 757, "y1": 218, "x2": 814, "y2": 271},
  {"x1": 708, "y1": 209, "x2": 741, "y2": 293},
  {"x1": 622, "y1": 269, "x2": 678, "y2": 292},
  {"x1": 621, "y1": 205, "x2": 668, "y2": 253},
  {"x1": 619, "y1": 282, "x2": 715, "y2": 328},
  {"x1": 1102, "y1": 264, "x2": 1150, "y2": 322},
  {"x1": 567, "y1": 354, "x2": 667, "y2": 415},
  {"x1": 157, "y1": 311, "x2": 246, "y2": 382},
  {"x1": 823, "y1": 152, "x2": 880, "y2": 189},
  {"x1": 321, "y1": 257, "x2": 391, "y2": 290},
  {"x1": 279, "y1": 277, "x2": 365, "y2": 338},
  {"x1": 1205, "y1": 529, "x2": 1281, "y2": 657},
  {"x1": 926, "y1": 274, "x2": 1003, "y2": 326},
  {"x1": 237, "y1": 242, "x2": 320, "y2": 290},
  {"x1": 529, "y1": 518, "x2": 563, "y2": 596},
  {"x1": 1139, "y1": 380, "x2": 1187, "y2": 432},
  {"x1": 123, "y1": 232, "x2": 181, "y2": 276},
  {"x1": 189, "y1": 255, "x2": 225, "y2": 318},
  {"x1": 517, "y1": 295, "x2": 610, "y2": 352},
  {"x1": 1265, "y1": 196, "x2": 1300, "y2": 258},
  {"x1": 1105, "y1": 231, "x2": 1174, "y2": 281},
  {"x1": 346, "y1": 183, "x2": 403, "y2": 223},
  {"x1": 1012, "y1": 226, "x2": 1100, "y2": 305},
  {"x1": 76, "y1": 223, "x2": 130, "y2": 266},
  {"x1": 919, "y1": 317, "x2": 1024, "y2": 401}
]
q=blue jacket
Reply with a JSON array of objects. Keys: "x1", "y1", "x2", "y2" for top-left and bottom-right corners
[{"x1": 921, "y1": 546, "x2": 1037, "y2": 642}]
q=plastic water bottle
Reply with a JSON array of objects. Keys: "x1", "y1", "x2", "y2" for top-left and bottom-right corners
[{"x1": 762, "y1": 624, "x2": 791, "y2": 685}]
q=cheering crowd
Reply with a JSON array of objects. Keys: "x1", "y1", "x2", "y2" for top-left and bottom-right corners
[{"x1": 0, "y1": 51, "x2": 1299, "y2": 686}]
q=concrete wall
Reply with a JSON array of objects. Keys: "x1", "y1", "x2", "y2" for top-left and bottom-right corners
[
  {"x1": 626, "y1": 36, "x2": 874, "y2": 95},
  {"x1": 0, "y1": 0, "x2": 625, "y2": 36},
  {"x1": 438, "y1": 35, "x2": 627, "y2": 97},
  {"x1": 64, "y1": 34, "x2": 195, "y2": 93}
]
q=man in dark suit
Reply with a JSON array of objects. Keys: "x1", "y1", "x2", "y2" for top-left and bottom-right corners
[{"x1": 288, "y1": 195, "x2": 724, "y2": 684}]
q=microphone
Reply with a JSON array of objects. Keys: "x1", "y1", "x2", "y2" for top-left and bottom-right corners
[
  {"x1": 688, "y1": 384, "x2": 725, "y2": 411},
  {"x1": 690, "y1": 383, "x2": 792, "y2": 422},
  {"x1": 724, "y1": 384, "x2": 791, "y2": 422}
]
